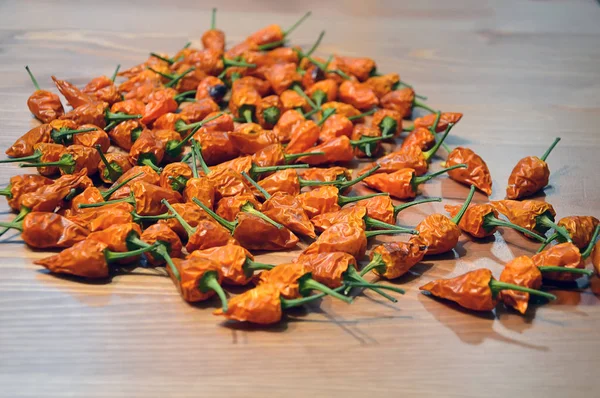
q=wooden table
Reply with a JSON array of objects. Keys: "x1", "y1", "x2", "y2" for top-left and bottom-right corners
[{"x1": 1, "y1": 1, "x2": 599, "y2": 396}]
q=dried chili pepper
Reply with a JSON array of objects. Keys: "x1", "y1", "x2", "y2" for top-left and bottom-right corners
[
  {"x1": 52, "y1": 75, "x2": 95, "y2": 108},
  {"x1": 443, "y1": 146, "x2": 493, "y2": 196},
  {"x1": 297, "y1": 252, "x2": 405, "y2": 303},
  {"x1": 305, "y1": 79, "x2": 338, "y2": 109},
  {"x1": 361, "y1": 242, "x2": 427, "y2": 279},
  {"x1": 34, "y1": 234, "x2": 158, "y2": 279},
  {"x1": 401, "y1": 127, "x2": 435, "y2": 151},
  {"x1": 159, "y1": 162, "x2": 193, "y2": 192},
  {"x1": 410, "y1": 185, "x2": 475, "y2": 255},
  {"x1": 506, "y1": 137, "x2": 561, "y2": 199},
  {"x1": 318, "y1": 113, "x2": 354, "y2": 142},
  {"x1": 310, "y1": 205, "x2": 416, "y2": 235},
  {"x1": 61, "y1": 102, "x2": 142, "y2": 130},
  {"x1": 229, "y1": 123, "x2": 279, "y2": 155},
  {"x1": 499, "y1": 255, "x2": 592, "y2": 314},
  {"x1": 5, "y1": 124, "x2": 52, "y2": 158},
  {"x1": 0, "y1": 212, "x2": 89, "y2": 249},
  {"x1": 492, "y1": 199, "x2": 572, "y2": 243},
  {"x1": 380, "y1": 87, "x2": 436, "y2": 118},
  {"x1": 251, "y1": 143, "x2": 323, "y2": 167},
  {"x1": 94, "y1": 146, "x2": 132, "y2": 183},
  {"x1": 25, "y1": 66, "x2": 64, "y2": 123},
  {"x1": 363, "y1": 164, "x2": 466, "y2": 200},
  {"x1": 295, "y1": 135, "x2": 387, "y2": 165},
  {"x1": 20, "y1": 144, "x2": 100, "y2": 176},
  {"x1": 257, "y1": 263, "x2": 352, "y2": 303},
  {"x1": 0, "y1": 174, "x2": 54, "y2": 211},
  {"x1": 408, "y1": 112, "x2": 463, "y2": 132},
  {"x1": 352, "y1": 196, "x2": 441, "y2": 224},
  {"x1": 364, "y1": 73, "x2": 400, "y2": 98},
  {"x1": 444, "y1": 202, "x2": 546, "y2": 242},
  {"x1": 537, "y1": 216, "x2": 599, "y2": 252},
  {"x1": 128, "y1": 129, "x2": 164, "y2": 172},
  {"x1": 420, "y1": 268, "x2": 556, "y2": 312},
  {"x1": 371, "y1": 109, "x2": 403, "y2": 138},
  {"x1": 255, "y1": 95, "x2": 282, "y2": 129},
  {"x1": 189, "y1": 198, "x2": 299, "y2": 251},
  {"x1": 82, "y1": 67, "x2": 122, "y2": 105},
  {"x1": 350, "y1": 124, "x2": 382, "y2": 158},
  {"x1": 107, "y1": 165, "x2": 160, "y2": 199},
  {"x1": 66, "y1": 172, "x2": 142, "y2": 215},
  {"x1": 245, "y1": 11, "x2": 311, "y2": 47},
  {"x1": 285, "y1": 109, "x2": 335, "y2": 155},
  {"x1": 272, "y1": 109, "x2": 304, "y2": 142},
  {"x1": 338, "y1": 80, "x2": 379, "y2": 111}
]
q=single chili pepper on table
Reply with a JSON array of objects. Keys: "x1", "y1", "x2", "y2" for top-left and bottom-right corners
[
  {"x1": 351, "y1": 196, "x2": 441, "y2": 224},
  {"x1": 190, "y1": 198, "x2": 300, "y2": 251},
  {"x1": 499, "y1": 255, "x2": 592, "y2": 314},
  {"x1": 34, "y1": 235, "x2": 158, "y2": 279},
  {"x1": 25, "y1": 66, "x2": 64, "y2": 123},
  {"x1": 0, "y1": 174, "x2": 54, "y2": 211},
  {"x1": 443, "y1": 145, "x2": 493, "y2": 196},
  {"x1": 256, "y1": 263, "x2": 352, "y2": 303},
  {"x1": 310, "y1": 205, "x2": 417, "y2": 235},
  {"x1": 363, "y1": 164, "x2": 467, "y2": 200},
  {"x1": 401, "y1": 127, "x2": 436, "y2": 151},
  {"x1": 409, "y1": 185, "x2": 475, "y2": 255},
  {"x1": 537, "y1": 216, "x2": 599, "y2": 252},
  {"x1": 491, "y1": 199, "x2": 572, "y2": 243},
  {"x1": 296, "y1": 252, "x2": 406, "y2": 303},
  {"x1": 443, "y1": 202, "x2": 546, "y2": 242},
  {"x1": 506, "y1": 137, "x2": 561, "y2": 200},
  {"x1": 419, "y1": 268, "x2": 556, "y2": 312},
  {"x1": 0, "y1": 212, "x2": 90, "y2": 249},
  {"x1": 361, "y1": 242, "x2": 427, "y2": 279},
  {"x1": 131, "y1": 223, "x2": 183, "y2": 274}
]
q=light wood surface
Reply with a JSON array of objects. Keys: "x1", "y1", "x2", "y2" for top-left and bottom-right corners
[{"x1": 1, "y1": 1, "x2": 600, "y2": 397}]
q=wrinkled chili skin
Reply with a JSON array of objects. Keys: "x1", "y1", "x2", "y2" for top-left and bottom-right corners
[
  {"x1": 264, "y1": 63, "x2": 301, "y2": 95},
  {"x1": 67, "y1": 202, "x2": 134, "y2": 231},
  {"x1": 28, "y1": 90, "x2": 64, "y2": 123},
  {"x1": 185, "y1": 220, "x2": 238, "y2": 253},
  {"x1": 214, "y1": 284, "x2": 283, "y2": 325},
  {"x1": 413, "y1": 112, "x2": 463, "y2": 132},
  {"x1": 370, "y1": 241, "x2": 426, "y2": 279},
  {"x1": 188, "y1": 243, "x2": 254, "y2": 286},
  {"x1": 130, "y1": 181, "x2": 182, "y2": 216},
  {"x1": 141, "y1": 223, "x2": 183, "y2": 265},
  {"x1": 232, "y1": 212, "x2": 299, "y2": 251},
  {"x1": 401, "y1": 127, "x2": 435, "y2": 151},
  {"x1": 296, "y1": 136, "x2": 355, "y2": 165},
  {"x1": 351, "y1": 124, "x2": 382, "y2": 158},
  {"x1": 445, "y1": 203, "x2": 498, "y2": 238},
  {"x1": 6, "y1": 124, "x2": 52, "y2": 158},
  {"x1": 207, "y1": 168, "x2": 253, "y2": 201},
  {"x1": 215, "y1": 193, "x2": 261, "y2": 222},
  {"x1": 68, "y1": 186, "x2": 104, "y2": 215},
  {"x1": 532, "y1": 243, "x2": 584, "y2": 282},
  {"x1": 97, "y1": 152, "x2": 133, "y2": 184},
  {"x1": 411, "y1": 213, "x2": 461, "y2": 255},
  {"x1": 251, "y1": 143, "x2": 288, "y2": 167},
  {"x1": 160, "y1": 162, "x2": 193, "y2": 191},
  {"x1": 129, "y1": 130, "x2": 165, "y2": 166},
  {"x1": 52, "y1": 76, "x2": 95, "y2": 108},
  {"x1": 72, "y1": 124, "x2": 111, "y2": 152},
  {"x1": 108, "y1": 120, "x2": 143, "y2": 151},
  {"x1": 302, "y1": 222, "x2": 367, "y2": 259},
  {"x1": 34, "y1": 239, "x2": 110, "y2": 279},
  {"x1": 280, "y1": 90, "x2": 311, "y2": 114},
  {"x1": 506, "y1": 156, "x2": 550, "y2": 199},
  {"x1": 167, "y1": 257, "x2": 222, "y2": 303},
  {"x1": 286, "y1": 120, "x2": 319, "y2": 155},
  {"x1": 298, "y1": 252, "x2": 357, "y2": 288},
  {"x1": 273, "y1": 109, "x2": 304, "y2": 142},
  {"x1": 297, "y1": 186, "x2": 341, "y2": 218},
  {"x1": 557, "y1": 216, "x2": 599, "y2": 249},
  {"x1": 194, "y1": 130, "x2": 240, "y2": 166},
  {"x1": 361, "y1": 146, "x2": 428, "y2": 176},
  {"x1": 61, "y1": 145, "x2": 101, "y2": 176},
  {"x1": 498, "y1": 256, "x2": 542, "y2": 315},
  {"x1": 365, "y1": 73, "x2": 400, "y2": 98},
  {"x1": 338, "y1": 80, "x2": 379, "y2": 111},
  {"x1": 60, "y1": 102, "x2": 109, "y2": 128},
  {"x1": 3, "y1": 174, "x2": 54, "y2": 211},
  {"x1": 305, "y1": 79, "x2": 338, "y2": 103},
  {"x1": 258, "y1": 169, "x2": 301, "y2": 197},
  {"x1": 20, "y1": 212, "x2": 90, "y2": 249},
  {"x1": 262, "y1": 192, "x2": 316, "y2": 238},
  {"x1": 420, "y1": 269, "x2": 497, "y2": 311},
  {"x1": 109, "y1": 165, "x2": 160, "y2": 199},
  {"x1": 82, "y1": 76, "x2": 121, "y2": 105},
  {"x1": 87, "y1": 223, "x2": 142, "y2": 252},
  {"x1": 491, "y1": 200, "x2": 556, "y2": 236},
  {"x1": 158, "y1": 202, "x2": 212, "y2": 240},
  {"x1": 229, "y1": 123, "x2": 278, "y2": 155},
  {"x1": 445, "y1": 147, "x2": 492, "y2": 196},
  {"x1": 31, "y1": 142, "x2": 66, "y2": 175},
  {"x1": 310, "y1": 206, "x2": 367, "y2": 233},
  {"x1": 19, "y1": 169, "x2": 90, "y2": 212},
  {"x1": 363, "y1": 168, "x2": 418, "y2": 199},
  {"x1": 257, "y1": 263, "x2": 307, "y2": 299},
  {"x1": 256, "y1": 95, "x2": 282, "y2": 129},
  {"x1": 321, "y1": 101, "x2": 362, "y2": 121},
  {"x1": 319, "y1": 114, "x2": 353, "y2": 142},
  {"x1": 380, "y1": 88, "x2": 415, "y2": 119},
  {"x1": 182, "y1": 177, "x2": 215, "y2": 209},
  {"x1": 352, "y1": 195, "x2": 395, "y2": 224}
]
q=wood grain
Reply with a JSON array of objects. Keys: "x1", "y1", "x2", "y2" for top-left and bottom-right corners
[{"x1": 1, "y1": 0, "x2": 600, "y2": 397}]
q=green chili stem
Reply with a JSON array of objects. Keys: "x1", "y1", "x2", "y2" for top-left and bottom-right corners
[
  {"x1": 284, "y1": 151, "x2": 325, "y2": 163},
  {"x1": 105, "y1": 111, "x2": 142, "y2": 122},
  {"x1": 338, "y1": 192, "x2": 388, "y2": 207},
  {"x1": 191, "y1": 197, "x2": 235, "y2": 233},
  {"x1": 251, "y1": 163, "x2": 308, "y2": 178},
  {"x1": 413, "y1": 99, "x2": 437, "y2": 114},
  {"x1": 292, "y1": 85, "x2": 319, "y2": 110},
  {"x1": 242, "y1": 108, "x2": 253, "y2": 123},
  {"x1": 258, "y1": 40, "x2": 287, "y2": 51},
  {"x1": 223, "y1": 58, "x2": 256, "y2": 68},
  {"x1": 25, "y1": 66, "x2": 41, "y2": 90},
  {"x1": 536, "y1": 232, "x2": 559, "y2": 253},
  {"x1": 95, "y1": 145, "x2": 121, "y2": 182},
  {"x1": 0, "y1": 207, "x2": 30, "y2": 238},
  {"x1": 311, "y1": 90, "x2": 326, "y2": 109},
  {"x1": 536, "y1": 214, "x2": 572, "y2": 243},
  {"x1": 316, "y1": 108, "x2": 336, "y2": 126},
  {"x1": 150, "y1": 53, "x2": 174, "y2": 65},
  {"x1": 78, "y1": 193, "x2": 134, "y2": 209},
  {"x1": 484, "y1": 214, "x2": 546, "y2": 242},
  {"x1": 211, "y1": 8, "x2": 217, "y2": 29},
  {"x1": 240, "y1": 202, "x2": 283, "y2": 229},
  {"x1": 428, "y1": 111, "x2": 441, "y2": 134},
  {"x1": 423, "y1": 122, "x2": 454, "y2": 161},
  {"x1": 412, "y1": 163, "x2": 467, "y2": 187},
  {"x1": 198, "y1": 271, "x2": 228, "y2": 312},
  {"x1": 345, "y1": 266, "x2": 405, "y2": 301},
  {"x1": 364, "y1": 229, "x2": 408, "y2": 239},
  {"x1": 300, "y1": 278, "x2": 352, "y2": 304},
  {"x1": 489, "y1": 280, "x2": 556, "y2": 301},
  {"x1": 104, "y1": 244, "x2": 157, "y2": 262},
  {"x1": 284, "y1": 11, "x2": 311, "y2": 36},
  {"x1": 349, "y1": 135, "x2": 387, "y2": 147},
  {"x1": 176, "y1": 111, "x2": 223, "y2": 133},
  {"x1": 139, "y1": 157, "x2": 162, "y2": 173},
  {"x1": 244, "y1": 258, "x2": 275, "y2": 271},
  {"x1": 190, "y1": 139, "x2": 211, "y2": 175},
  {"x1": 0, "y1": 186, "x2": 11, "y2": 197},
  {"x1": 52, "y1": 127, "x2": 96, "y2": 142},
  {"x1": 263, "y1": 106, "x2": 281, "y2": 125},
  {"x1": 241, "y1": 171, "x2": 271, "y2": 199},
  {"x1": 450, "y1": 185, "x2": 476, "y2": 225},
  {"x1": 101, "y1": 171, "x2": 143, "y2": 200},
  {"x1": 281, "y1": 293, "x2": 326, "y2": 309},
  {"x1": 327, "y1": 69, "x2": 351, "y2": 80},
  {"x1": 161, "y1": 199, "x2": 197, "y2": 238},
  {"x1": 19, "y1": 154, "x2": 75, "y2": 170},
  {"x1": 581, "y1": 225, "x2": 600, "y2": 259},
  {"x1": 126, "y1": 235, "x2": 179, "y2": 279},
  {"x1": 348, "y1": 108, "x2": 377, "y2": 121},
  {"x1": 0, "y1": 151, "x2": 42, "y2": 163},
  {"x1": 441, "y1": 142, "x2": 452, "y2": 153},
  {"x1": 165, "y1": 66, "x2": 195, "y2": 88},
  {"x1": 378, "y1": 116, "x2": 397, "y2": 137},
  {"x1": 359, "y1": 253, "x2": 386, "y2": 276},
  {"x1": 393, "y1": 197, "x2": 441, "y2": 218},
  {"x1": 540, "y1": 137, "x2": 561, "y2": 162},
  {"x1": 304, "y1": 30, "x2": 325, "y2": 58},
  {"x1": 104, "y1": 121, "x2": 117, "y2": 132},
  {"x1": 173, "y1": 90, "x2": 197, "y2": 103},
  {"x1": 0, "y1": 220, "x2": 23, "y2": 231},
  {"x1": 364, "y1": 216, "x2": 417, "y2": 234},
  {"x1": 538, "y1": 266, "x2": 592, "y2": 277},
  {"x1": 110, "y1": 65, "x2": 121, "y2": 82}
]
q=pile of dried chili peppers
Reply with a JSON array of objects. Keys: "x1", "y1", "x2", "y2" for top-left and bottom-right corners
[{"x1": 2, "y1": 9, "x2": 598, "y2": 325}]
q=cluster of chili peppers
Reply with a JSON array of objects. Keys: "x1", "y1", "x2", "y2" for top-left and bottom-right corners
[{"x1": 1, "y1": 10, "x2": 594, "y2": 326}]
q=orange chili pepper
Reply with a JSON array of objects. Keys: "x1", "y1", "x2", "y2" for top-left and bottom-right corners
[
  {"x1": 318, "y1": 113, "x2": 354, "y2": 142},
  {"x1": 137, "y1": 223, "x2": 183, "y2": 269},
  {"x1": 5, "y1": 124, "x2": 52, "y2": 158},
  {"x1": 181, "y1": 167, "x2": 215, "y2": 208},
  {"x1": 506, "y1": 137, "x2": 561, "y2": 200},
  {"x1": 71, "y1": 124, "x2": 110, "y2": 152},
  {"x1": 82, "y1": 70, "x2": 122, "y2": 105},
  {"x1": 87, "y1": 222, "x2": 142, "y2": 253},
  {"x1": 372, "y1": 109, "x2": 403, "y2": 138},
  {"x1": 410, "y1": 185, "x2": 475, "y2": 255},
  {"x1": 216, "y1": 193, "x2": 262, "y2": 222},
  {"x1": 334, "y1": 55, "x2": 375, "y2": 82},
  {"x1": 381, "y1": 88, "x2": 435, "y2": 118},
  {"x1": 550, "y1": 216, "x2": 599, "y2": 250},
  {"x1": 280, "y1": 89, "x2": 311, "y2": 114},
  {"x1": 35, "y1": 237, "x2": 158, "y2": 279},
  {"x1": 491, "y1": 199, "x2": 572, "y2": 243},
  {"x1": 338, "y1": 80, "x2": 379, "y2": 111},
  {"x1": 159, "y1": 162, "x2": 193, "y2": 192},
  {"x1": 251, "y1": 143, "x2": 322, "y2": 167},
  {"x1": 229, "y1": 123, "x2": 278, "y2": 155},
  {"x1": 305, "y1": 79, "x2": 338, "y2": 108},
  {"x1": 0, "y1": 212, "x2": 89, "y2": 249},
  {"x1": 310, "y1": 205, "x2": 416, "y2": 235},
  {"x1": 107, "y1": 165, "x2": 160, "y2": 199},
  {"x1": 129, "y1": 129, "x2": 164, "y2": 172},
  {"x1": 296, "y1": 135, "x2": 386, "y2": 165},
  {"x1": 420, "y1": 268, "x2": 555, "y2": 312},
  {"x1": 17, "y1": 168, "x2": 90, "y2": 213},
  {"x1": 95, "y1": 148, "x2": 132, "y2": 184},
  {"x1": 107, "y1": 120, "x2": 143, "y2": 151},
  {"x1": 20, "y1": 144, "x2": 100, "y2": 176},
  {"x1": 263, "y1": 63, "x2": 301, "y2": 95},
  {"x1": 363, "y1": 164, "x2": 466, "y2": 200},
  {"x1": 0, "y1": 174, "x2": 54, "y2": 211},
  {"x1": 351, "y1": 124, "x2": 382, "y2": 158},
  {"x1": 256, "y1": 168, "x2": 302, "y2": 196},
  {"x1": 362, "y1": 241, "x2": 426, "y2": 279},
  {"x1": 273, "y1": 109, "x2": 304, "y2": 142},
  {"x1": 256, "y1": 95, "x2": 282, "y2": 129},
  {"x1": 61, "y1": 101, "x2": 141, "y2": 129},
  {"x1": 410, "y1": 112, "x2": 463, "y2": 132},
  {"x1": 111, "y1": 99, "x2": 146, "y2": 116},
  {"x1": 364, "y1": 73, "x2": 400, "y2": 98},
  {"x1": 52, "y1": 75, "x2": 95, "y2": 108},
  {"x1": 157, "y1": 202, "x2": 212, "y2": 241},
  {"x1": 444, "y1": 146, "x2": 493, "y2": 196},
  {"x1": 24, "y1": 66, "x2": 64, "y2": 123},
  {"x1": 320, "y1": 101, "x2": 362, "y2": 120},
  {"x1": 285, "y1": 109, "x2": 335, "y2": 155},
  {"x1": 201, "y1": 9, "x2": 225, "y2": 53},
  {"x1": 444, "y1": 202, "x2": 546, "y2": 241},
  {"x1": 401, "y1": 127, "x2": 435, "y2": 151},
  {"x1": 352, "y1": 196, "x2": 441, "y2": 224}
]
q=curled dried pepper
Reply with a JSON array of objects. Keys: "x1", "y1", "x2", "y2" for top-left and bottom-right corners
[
  {"x1": 52, "y1": 75, "x2": 95, "y2": 108},
  {"x1": 352, "y1": 196, "x2": 441, "y2": 224},
  {"x1": 135, "y1": 223, "x2": 183, "y2": 273},
  {"x1": 0, "y1": 212, "x2": 89, "y2": 249},
  {"x1": 129, "y1": 129, "x2": 165, "y2": 172},
  {"x1": 61, "y1": 101, "x2": 141, "y2": 130},
  {"x1": 410, "y1": 185, "x2": 475, "y2": 255},
  {"x1": 229, "y1": 123, "x2": 278, "y2": 155},
  {"x1": 380, "y1": 87, "x2": 435, "y2": 118},
  {"x1": 257, "y1": 263, "x2": 352, "y2": 302},
  {"x1": 444, "y1": 146, "x2": 493, "y2": 196},
  {"x1": 305, "y1": 79, "x2": 338, "y2": 108},
  {"x1": 295, "y1": 135, "x2": 387, "y2": 165},
  {"x1": 255, "y1": 95, "x2": 282, "y2": 129},
  {"x1": 361, "y1": 242, "x2": 427, "y2": 279},
  {"x1": 95, "y1": 146, "x2": 132, "y2": 183},
  {"x1": 273, "y1": 109, "x2": 304, "y2": 142},
  {"x1": 0, "y1": 174, "x2": 54, "y2": 211},
  {"x1": 506, "y1": 137, "x2": 560, "y2": 199},
  {"x1": 20, "y1": 144, "x2": 100, "y2": 176},
  {"x1": 444, "y1": 203, "x2": 546, "y2": 242},
  {"x1": 35, "y1": 236, "x2": 158, "y2": 279},
  {"x1": 17, "y1": 169, "x2": 90, "y2": 214},
  {"x1": 420, "y1": 268, "x2": 556, "y2": 312},
  {"x1": 285, "y1": 109, "x2": 335, "y2": 155},
  {"x1": 363, "y1": 164, "x2": 466, "y2": 200},
  {"x1": 216, "y1": 192, "x2": 262, "y2": 221},
  {"x1": 409, "y1": 112, "x2": 463, "y2": 132},
  {"x1": 5, "y1": 124, "x2": 52, "y2": 158},
  {"x1": 82, "y1": 69, "x2": 121, "y2": 105},
  {"x1": 338, "y1": 80, "x2": 379, "y2": 111},
  {"x1": 364, "y1": 73, "x2": 400, "y2": 98},
  {"x1": 538, "y1": 216, "x2": 599, "y2": 251},
  {"x1": 401, "y1": 127, "x2": 435, "y2": 151},
  {"x1": 202, "y1": 9, "x2": 226, "y2": 53},
  {"x1": 318, "y1": 113, "x2": 353, "y2": 142},
  {"x1": 159, "y1": 162, "x2": 193, "y2": 192},
  {"x1": 310, "y1": 205, "x2": 416, "y2": 235},
  {"x1": 108, "y1": 165, "x2": 160, "y2": 199},
  {"x1": 372, "y1": 109, "x2": 402, "y2": 138},
  {"x1": 25, "y1": 66, "x2": 64, "y2": 123},
  {"x1": 251, "y1": 143, "x2": 323, "y2": 167}
]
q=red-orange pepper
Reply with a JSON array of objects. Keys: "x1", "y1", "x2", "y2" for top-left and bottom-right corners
[
  {"x1": 362, "y1": 241, "x2": 427, "y2": 279},
  {"x1": 273, "y1": 109, "x2": 304, "y2": 142},
  {"x1": 82, "y1": 73, "x2": 121, "y2": 105},
  {"x1": 0, "y1": 174, "x2": 54, "y2": 211},
  {"x1": 444, "y1": 146, "x2": 493, "y2": 196},
  {"x1": 410, "y1": 112, "x2": 463, "y2": 132},
  {"x1": 364, "y1": 73, "x2": 400, "y2": 98},
  {"x1": 256, "y1": 95, "x2": 282, "y2": 129},
  {"x1": 52, "y1": 75, "x2": 95, "y2": 108},
  {"x1": 25, "y1": 66, "x2": 64, "y2": 123},
  {"x1": 352, "y1": 196, "x2": 441, "y2": 224},
  {"x1": 5, "y1": 124, "x2": 52, "y2": 158},
  {"x1": 338, "y1": 80, "x2": 379, "y2": 111}
]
